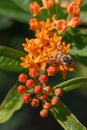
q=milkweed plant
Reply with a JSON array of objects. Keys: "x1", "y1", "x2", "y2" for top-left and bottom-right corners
[{"x1": 0, "y1": 0, "x2": 87, "y2": 130}]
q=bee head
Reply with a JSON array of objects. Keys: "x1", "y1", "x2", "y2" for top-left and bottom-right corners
[{"x1": 63, "y1": 55, "x2": 73, "y2": 65}]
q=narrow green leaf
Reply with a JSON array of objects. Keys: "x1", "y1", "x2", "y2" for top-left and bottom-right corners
[
  {"x1": 54, "y1": 77, "x2": 87, "y2": 92},
  {"x1": 0, "y1": 83, "x2": 23, "y2": 123},
  {"x1": 11, "y1": 0, "x2": 30, "y2": 12},
  {"x1": 0, "y1": 0, "x2": 31, "y2": 23},
  {"x1": 0, "y1": 46, "x2": 25, "y2": 59},
  {"x1": 50, "y1": 100, "x2": 86, "y2": 130},
  {"x1": 0, "y1": 0, "x2": 67, "y2": 23},
  {"x1": 0, "y1": 46, "x2": 27, "y2": 73}
]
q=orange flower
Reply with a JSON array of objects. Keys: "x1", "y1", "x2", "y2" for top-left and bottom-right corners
[
  {"x1": 68, "y1": 17, "x2": 80, "y2": 28},
  {"x1": 41, "y1": 0, "x2": 54, "y2": 9},
  {"x1": 67, "y1": 2, "x2": 80, "y2": 17},
  {"x1": 29, "y1": 18, "x2": 39, "y2": 30},
  {"x1": 39, "y1": 18, "x2": 55, "y2": 31},
  {"x1": 29, "y1": 1, "x2": 40, "y2": 15},
  {"x1": 54, "y1": 19, "x2": 67, "y2": 33},
  {"x1": 57, "y1": 42, "x2": 70, "y2": 54}
]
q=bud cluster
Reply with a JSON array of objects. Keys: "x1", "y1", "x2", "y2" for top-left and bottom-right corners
[
  {"x1": 17, "y1": 68, "x2": 63, "y2": 117},
  {"x1": 29, "y1": 0, "x2": 83, "y2": 33}
]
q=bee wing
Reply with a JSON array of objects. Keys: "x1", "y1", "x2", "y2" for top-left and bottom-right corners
[{"x1": 47, "y1": 57, "x2": 58, "y2": 65}]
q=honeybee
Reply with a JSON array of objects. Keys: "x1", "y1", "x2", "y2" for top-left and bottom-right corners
[{"x1": 47, "y1": 51, "x2": 74, "y2": 68}]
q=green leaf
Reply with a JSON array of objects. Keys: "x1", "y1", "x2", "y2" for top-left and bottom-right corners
[
  {"x1": 54, "y1": 77, "x2": 87, "y2": 92},
  {"x1": 0, "y1": 0, "x2": 31, "y2": 23},
  {"x1": 0, "y1": 46, "x2": 27, "y2": 73},
  {"x1": 50, "y1": 100, "x2": 86, "y2": 130},
  {"x1": 62, "y1": 28, "x2": 87, "y2": 57},
  {"x1": 0, "y1": 0, "x2": 67, "y2": 23},
  {"x1": 0, "y1": 83, "x2": 23, "y2": 123},
  {"x1": 11, "y1": 0, "x2": 30, "y2": 12}
]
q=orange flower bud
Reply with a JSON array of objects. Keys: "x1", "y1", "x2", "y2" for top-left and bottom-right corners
[
  {"x1": 54, "y1": 88, "x2": 63, "y2": 96},
  {"x1": 54, "y1": 19, "x2": 67, "y2": 33},
  {"x1": 68, "y1": 17, "x2": 80, "y2": 28},
  {"x1": 43, "y1": 102, "x2": 52, "y2": 110},
  {"x1": 40, "y1": 109, "x2": 48, "y2": 117},
  {"x1": 29, "y1": 2, "x2": 40, "y2": 15},
  {"x1": 23, "y1": 94, "x2": 31, "y2": 103},
  {"x1": 17, "y1": 85, "x2": 26, "y2": 94},
  {"x1": 34, "y1": 85, "x2": 43, "y2": 94},
  {"x1": 47, "y1": 66, "x2": 57, "y2": 75},
  {"x1": 39, "y1": 74, "x2": 48, "y2": 84},
  {"x1": 29, "y1": 68, "x2": 38, "y2": 78},
  {"x1": 40, "y1": 94, "x2": 48, "y2": 101},
  {"x1": 51, "y1": 97, "x2": 59, "y2": 105},
  {"x1": 18, "y1": 73, "x2": 27, "y2": 83},
  {"x1": 31, "y1": 98, "x2": 39, "y2": 107},
  {"x1": 43, "y1": 85, "x2": 52, "y2": 93},
  {"x1": 67, "y1": 2, "x2": 80, "y2": 17},
  {"x1": 29, "y1": 18, "x2": 39, "y2": 30},
  {"x1": 26, "y1": 79, "x2": 35, "y2": 88},
  {"x1": 42, "y1": 0, "x2": 54, "y2": 9}
]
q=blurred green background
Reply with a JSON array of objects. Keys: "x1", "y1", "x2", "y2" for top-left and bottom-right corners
[{"x1": 0, "y1": 0, "x2": 87, "y2": 130}]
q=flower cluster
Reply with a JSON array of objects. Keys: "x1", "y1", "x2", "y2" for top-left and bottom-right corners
[
  {"x1": 17, "y1": 71, "x2": 63, "y2": 117},
  {"x1": 20, "y1": 0, "x2": 83, "y2": 78},
  {"x1": 21, "y1": 18, "x2": 75, "y2": 78},
  {"x1": 17, "y1": 0, "x2": 83, "y2": 117},
  {"x1": 29, "y1": 0, "x2": 82, "y2": 29}
]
